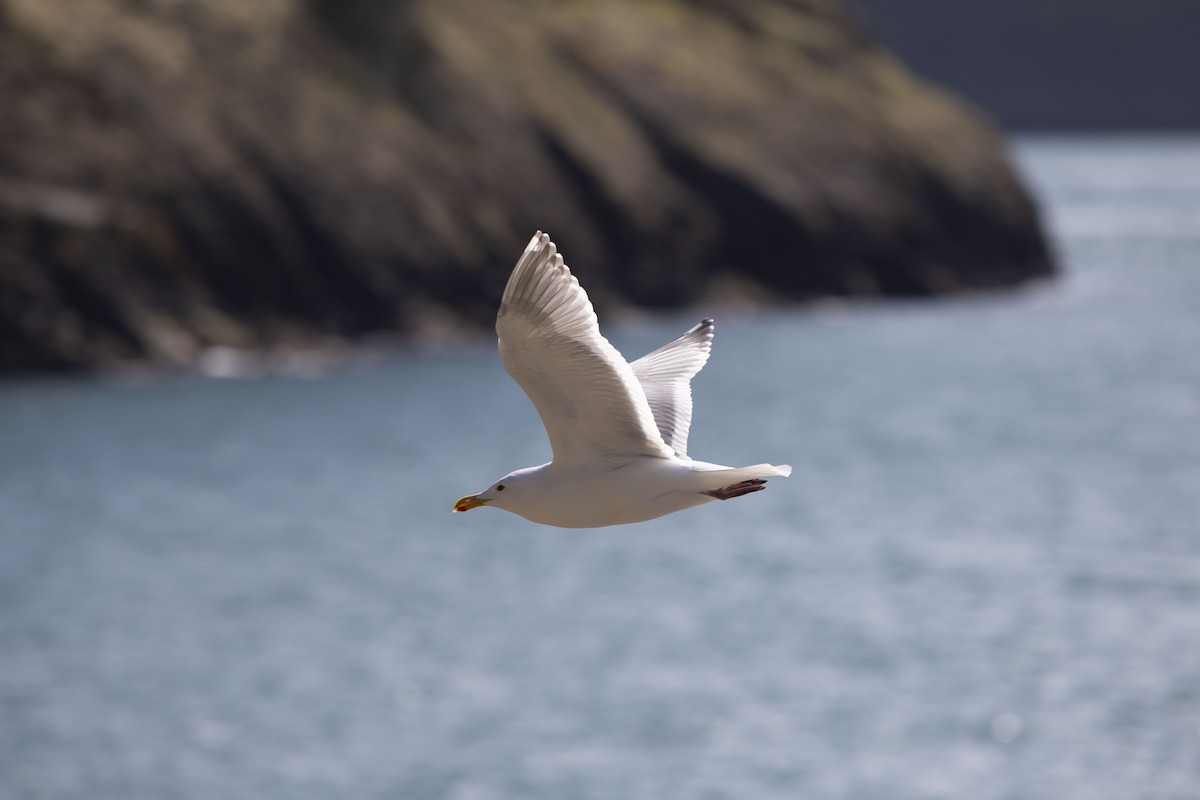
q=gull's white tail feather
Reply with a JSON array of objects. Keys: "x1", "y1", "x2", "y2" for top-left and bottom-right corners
[{"x1": 689, "y1": 462, "x2": 792, "y2": 489}]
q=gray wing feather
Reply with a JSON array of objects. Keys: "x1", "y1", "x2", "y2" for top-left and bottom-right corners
[{"x1": 629, "y1": 318, "x2": 714, "y2": 459}]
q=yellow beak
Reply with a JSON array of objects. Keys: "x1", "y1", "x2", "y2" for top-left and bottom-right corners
[{"x1": 453, "y1": 494, "x2": 489, "y2": 513}]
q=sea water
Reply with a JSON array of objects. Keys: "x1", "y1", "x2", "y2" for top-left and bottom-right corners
[{"x1": 2, "y1": 136, "x2": 1199, "y2": 799}]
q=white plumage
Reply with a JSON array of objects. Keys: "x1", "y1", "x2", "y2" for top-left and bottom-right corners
[
  {"x1": 629, "y1": 317, "x2": 713, "y2": 459},
  {"x1": 453, "y1": 231, "x2": 790, "y2": 528}
]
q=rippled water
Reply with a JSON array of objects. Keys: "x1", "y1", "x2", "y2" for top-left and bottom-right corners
[{"x1": 3, "y1": 137, "x2": 1199, "y2": 799}]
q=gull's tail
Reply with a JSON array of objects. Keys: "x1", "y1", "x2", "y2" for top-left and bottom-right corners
[
  {"x1": 689, "y1": 461, "x2": 792, "y2": 486},
  {"x1": 722, "y1": 463, "x2": 792, "y2": 480},
  {"x1": 686, "y1": 462, "x2": 791, "y2": 501}
]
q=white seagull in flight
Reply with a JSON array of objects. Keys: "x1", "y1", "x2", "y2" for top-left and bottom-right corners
[{"x1": 453, "y1": 232, "x2": 791, "y2": 527}]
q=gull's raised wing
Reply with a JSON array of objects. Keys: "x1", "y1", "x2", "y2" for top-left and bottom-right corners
[
  {"x1": 496, "y1": 232, "x2": 675, "y2": 465},
  {"x1": 629, "y1": 318, "x2": 714, "y2": 459}
]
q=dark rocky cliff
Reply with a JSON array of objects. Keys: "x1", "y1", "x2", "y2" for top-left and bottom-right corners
[{"x1": 0, "y1": 0, "x2": 1054, "y2": 373}]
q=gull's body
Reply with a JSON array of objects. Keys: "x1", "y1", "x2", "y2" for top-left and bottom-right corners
[{"x1": 454, "y1": 232, "x2": 790, "y2": 528}]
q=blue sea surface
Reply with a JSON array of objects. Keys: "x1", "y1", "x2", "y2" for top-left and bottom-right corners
[{"x1": 2, "y1": 137, "x2": 1199, "y2": 799}]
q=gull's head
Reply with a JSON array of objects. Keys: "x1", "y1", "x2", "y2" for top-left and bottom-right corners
[{"x1": 453, "y1": 465, "x2": 542, "y2": 515}]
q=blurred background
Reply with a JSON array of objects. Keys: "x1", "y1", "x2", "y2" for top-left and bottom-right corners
[{"x1": 2, "y1": 1, "x2": 1198, "y2": 798}]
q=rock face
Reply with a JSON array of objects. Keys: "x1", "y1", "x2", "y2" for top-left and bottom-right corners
[{"x1": 0, "y1": 0, "x2": 1054, "y2": 373}]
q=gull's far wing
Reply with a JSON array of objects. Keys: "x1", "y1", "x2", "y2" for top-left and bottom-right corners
[
  {"x1": 629, "y1": 318, "x2": 713, "y2": 458},
  {"x1": 496, "y1": 232, "x2": 674, "y2": 465}
]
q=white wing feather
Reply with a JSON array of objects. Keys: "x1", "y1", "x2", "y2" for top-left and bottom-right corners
[
  {"x1": 629, "y1": 318, "x2": 714, "y2": 459},
  {"x1": 496, "y1": 232, "x2": 675, "y2": 465}
]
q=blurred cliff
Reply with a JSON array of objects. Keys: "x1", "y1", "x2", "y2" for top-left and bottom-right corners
[
  {"x1": 851, "y1": 0, "x2": 1200, "y2": 130},
  {"x1": 0, "y1": 0, "x2": 1053, "y2": 373}
]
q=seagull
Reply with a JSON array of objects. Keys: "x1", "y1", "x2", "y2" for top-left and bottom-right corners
[{"x1": 453, "y1": 232, "x2": 791, "y2": 527}]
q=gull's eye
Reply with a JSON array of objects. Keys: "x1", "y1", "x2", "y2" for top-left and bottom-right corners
[{"x1": 497, "y1": 484, "x2": 506, "y2": 491}]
